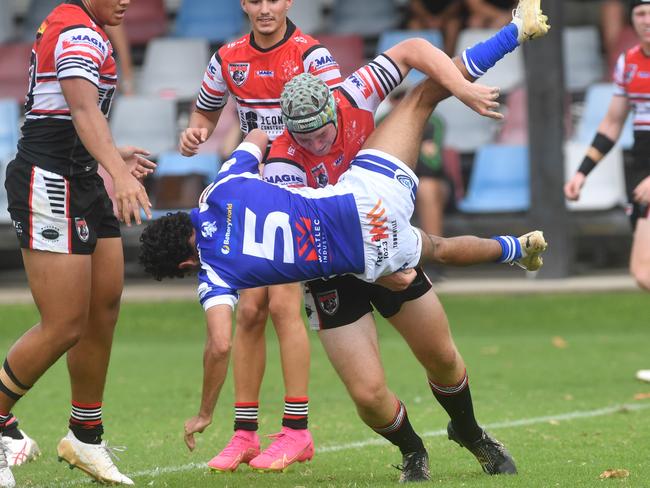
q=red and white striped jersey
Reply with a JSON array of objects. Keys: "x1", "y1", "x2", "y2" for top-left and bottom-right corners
[
  {"x1": 263, "y1": 54, "x2": 402, "y2": 188},
  {"x1": 196, "y1": 20, "x2": 342, "y2": 141},
  {"x1": 17, "y1": 0, "x2": 117, "y2": 177},
  {"x1": 614, "y1": 45, "x2": 650, "y2": 133}
]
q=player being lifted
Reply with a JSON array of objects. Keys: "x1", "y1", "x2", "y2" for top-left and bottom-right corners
[{"x1": 139, "y1": 5, "x2": 549, "y2": 481}]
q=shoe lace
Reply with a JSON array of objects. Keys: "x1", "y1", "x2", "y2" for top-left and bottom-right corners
[
  {"x1": 99, "y1": 441, "x2": 127, "y2": 465},
  {"x1": 260, "y1": 431, "x2": 289, "y2": 457}
]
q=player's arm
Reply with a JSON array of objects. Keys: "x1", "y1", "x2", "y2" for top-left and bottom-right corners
[
  {"x1": 385, "y1": 38, "x2": 501, "y2": 118},
  {"x1": 60, "y1": 78, "x2": 151, "y2": 225},
  {"x1": 184, "y1": 304, "x2": 233, "y2": 451},
  {"x1": 180, "y1": 108, "x2": 222, "y2": 156},
  {"x1": 564, "y1": 95, "x2": 629, "y2": 200}
]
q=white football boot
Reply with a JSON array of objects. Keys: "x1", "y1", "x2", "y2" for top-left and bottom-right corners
[
  {"x1": 3, "y1": 430, "x2": 40, "y2": 466},
  {"x1": 0, "y1": 437, "x2": 15, "y2": 488},
  {"x1": 512, "y1": 0, "x2": 550, "y2": 43},
  {"x1": 514, "y1": 231, "x2": 548, "y2": 271},
  {"x1": 57, "y1": 430, "x2": 133, "y2": 485},
  {"x1": 636, "y1": 370, "x2": 650, "y2": 382}
]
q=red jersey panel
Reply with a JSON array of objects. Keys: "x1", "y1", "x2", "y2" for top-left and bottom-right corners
[
  {"x1": 17, "y1": 0, "x2": 117, "y2": 177},
  {"x1": 613, "y1": 45, "x2": 650, "y2": 132},
  {"x1": 196, "y1": 20, "x2": 342, "y2": 140},
  {"x1": 263, "y1": 54, "x2": 402, "y2": 188}
]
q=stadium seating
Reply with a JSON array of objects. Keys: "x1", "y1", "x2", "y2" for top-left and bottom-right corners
[
  {"x1": 455, "y1": 28, "x2": 524, "y2": 94},
  {"x1": 328, "y1": 0, "x2": 398, "y2": 37},
  {"x1": 138, "y1": 37, "x2": 209, "y2": 101},
  {"x1": 0, "y1": 42, "x2": 31, "y2": 104},
  {"x1": 497, "y1": 88, "x2": 528, "y2": 145},
  {"x1": 151, "y1": 151, "x2": 220, "y2": 214},
  {"x1": 563, "y1": 26, "x2": 604, "y2": 94},
  {"x1": 289, "y1": 0, "x2": 326, "y2": 35},
  {"x1": 564, "y1": 141, "x2": 627, "y2": 211},
  {"x1": 122, "y1": 0, "x2": 168, "y2": 46},
  {"x1": 0, "y1": 99, "x2": 20, "y2": 161},
  {"x1": 316, "y1": 34, "x2": 365, "y2": 78},
  {"x1": 458, "y1": 144, "x2": 530, "y2": 213},
  {"x1": 0, "y1": 0, "x2": 16, "y2": 42},
  {"x1": 109, "y1": 96, "x2": 177, "y2": 157},
  {"x1": 573, "y1": 83, "x2": 634, "y2": 150},
  {"x1": 376, "y1": 30, "x2": 444, "y2": 84},
  {"x1": 173, "y1": 0, "x2": 245, "y2": 44},
  {"x1": 20, "y1": 0, "x2": 59, "y2": 41},
  {"x1": 435, "y1": 97, "x2": 500, "y2": 154}
]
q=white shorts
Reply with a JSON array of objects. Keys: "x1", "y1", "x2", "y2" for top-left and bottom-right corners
[{"x1": 336, "y1": 149, "x2": 423, "y2": 282}]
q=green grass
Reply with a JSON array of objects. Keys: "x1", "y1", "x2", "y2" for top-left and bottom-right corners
[{"x1": 2, "y1": 292, "x2": 650, "y2": 487}]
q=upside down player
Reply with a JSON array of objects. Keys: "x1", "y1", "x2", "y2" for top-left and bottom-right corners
[{"x1": 139, "y1": 35, "x2": 549, "y2": 482}]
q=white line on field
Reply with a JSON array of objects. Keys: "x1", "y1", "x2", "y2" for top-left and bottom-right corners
[{"x1": 50, "y1": 402, "x2": 650, "y2": 486}]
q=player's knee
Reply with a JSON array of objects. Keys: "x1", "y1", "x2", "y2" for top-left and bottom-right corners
[
  {"x1": 206, "y1": 337, "x2": 231, "y2": 360},
  {"x1": 268, "y1": 300, "x2": 301, "y2": 329},
  {"x1": 236, "y1": 303, "x2": 268, "y2": 331},
  {"x1": 350, "y1": 380, "x2": 390, "y2": 411},
  {"x1": 425, "y1": 346, "x2": 460, "y2": 374}
]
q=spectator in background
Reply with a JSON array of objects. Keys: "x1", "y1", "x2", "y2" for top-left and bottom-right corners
[
  {"x1": 403, "y1": 0, "x2": 464, "y2": 55},
  {"x1": 465, "y1": 0, "x2": 516, "y2": 28}
]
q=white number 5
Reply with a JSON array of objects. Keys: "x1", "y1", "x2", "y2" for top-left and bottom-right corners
[{"x1": 242, "y1": 208, "x2": 295, "y2": 263}]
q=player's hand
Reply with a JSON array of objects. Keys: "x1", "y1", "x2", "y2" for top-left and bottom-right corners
[
  {"x1": 184, "y1": 415, "x2": 212, "y2": 451},
  {"x1": 456, "y1": 82, "x2": 503, "y2": 120},
  {"x1": 564, "y1": 172, "x2": 586, "y2": 201},
  {"x1": 633, "y1": 175, "x2": 650, "y2": 204},
  {"x1": 180, "y1": 127, "x2": 209, "y2": 156},
  {"x1": 119, "y1": 146, "x2": 157, "y2": 180},
  {"x1": 375, "y1": 268, "x2": 417, "y2": 291},
  {"x1": 112, "y1": 167, "x2": 151, "y2": 226}
]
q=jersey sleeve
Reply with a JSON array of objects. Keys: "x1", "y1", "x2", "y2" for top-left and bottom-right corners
[
  {"x1": 197, "y1": 270, "x2": 238, "y2": 310},
  {"x1": 303, "y1": 44, "x2": 343, "y2": 87},
  {"x1": 262, "y1": 135, "x2": 308, "y2": 187},
  {"x1": 213, "y1": 141, "x2": 263, "y2": 182},
  {"x1": 55, "y1": 26, "x2": 109, "y2": 85},
  {"x1": 338, "y1": 54, "x2": 403, "y2": 113},
  {"x1": 612, "y1": 52, "x2": 627, "y2": 97},
  {"x1": 196, "y1": 52, "x2": 229, "y2": 111}
]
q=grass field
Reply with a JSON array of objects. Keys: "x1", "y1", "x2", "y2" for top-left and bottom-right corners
[{"x1": 2, "y1": 291, "x2": 649, "y2": 487}]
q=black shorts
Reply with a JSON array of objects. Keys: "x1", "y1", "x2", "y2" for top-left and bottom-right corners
[
  {"x1": 5, "y1": 157, "x2": 120, "y2": 255},
  {"x1": 304, "y1": 267, "x2": 432, "y2": 330}
]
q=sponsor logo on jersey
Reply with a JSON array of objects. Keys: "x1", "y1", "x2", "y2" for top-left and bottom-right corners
[
  {"x1": 256, "y1": 70, "x2": 274, "y2": 77},
  {"x1": 294, "y1": 217, "x2": 329, "y2": 264},
  {"x1": 293, "y1": 36, "x2": 308, "y2": 44},
  {"x1": 226, "y1": 38, "x2": 247, "y2": 49},
  {"x1": 37, "y1": 20, "x2": 48, "y2": 36},
  {"x1": 208, "y1": 61, "x2": 218, "y2": 76},
  {"x1": 12, "y1": 221, "x2": 23, "y2": 238},
  {"x1": 311, "y1": 55, "x2": 337, "y2": 71},
  {"x1": 41, "y1": 225, "x2": 61, "y2": 241},
  {"x1": 64, "y1": 34, "x2": 107, "y2": 54},
  {"x1": 348, "y1": 71, "x2": 373, "y2": 99},
  {"x1": 221, "y1": 203, "x2": 235, "y2": 254},
  {"x1": 75, "y1": 217, "x2": 89, "y2": 243},
  {"x1": 316, "y1": 290, "x2": 339, "y2": 315},
  {"x1": 333, "y1": 155, "x2": 344, "y2": 166},
  {"x1": 288, "y1": 145, "x2": 296, "y2": 156},
  {"x1": 264, "y1": 174, "x2": 305, "y2": 185},
  {"x1": 229, "y1": 63, "x2": 250, "y2": 87},
  {"x1": 367, "y1": 200, "x2": 389, "y2": 242},
  {"x1": 396, "y1": 172, "x2": 415, "y2": 190},
  {"x1": 201, "y1": 221, "x2": 218, "y2": 238},
  {"x1": 625, "y1": 64, "x2": 638, "y2": 84},
  {"x1": 640, "y1": 71, "x2": 650, "y2": 79},
  {"x1": 311, "y1": 163, "x2": 329, "y2": 188}
]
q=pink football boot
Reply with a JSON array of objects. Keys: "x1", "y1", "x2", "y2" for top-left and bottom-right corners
[
  {"x1": 207, "y1": 430, "x2": 260, "y2": 472},
  {"x1": 249, "y1": 427, "x2": 314, "y2": 472}
]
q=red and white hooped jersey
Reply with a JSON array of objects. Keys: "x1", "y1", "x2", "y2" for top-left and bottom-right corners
[
  {"x1": 17, "y1": 0, "x2": 117, "y2": 177},
  {"x1": 613, "y1": 45, "x2": 650, "y2": 133},
  {"x1": 196, "y1": 20, "x2": 342, "y2": 141},
  {"x1": 263, "y1": 54, "x2": 403, "y2": 188}
]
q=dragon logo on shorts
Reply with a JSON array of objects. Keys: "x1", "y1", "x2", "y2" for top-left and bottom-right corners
[
  {"x1": 229, "y1": 63, "x2": 250, "y2": 87},
  {"x1": 317, "y1": 290, "x2": 339, "y2": 315},
  {"x1": 75, "y1": 218, "x2": 89, "y2": 243}
]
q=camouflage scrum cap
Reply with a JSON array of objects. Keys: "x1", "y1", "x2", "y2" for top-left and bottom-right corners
[{"x1": 280, "y1": 73, "x2": 337, "y2": 133}]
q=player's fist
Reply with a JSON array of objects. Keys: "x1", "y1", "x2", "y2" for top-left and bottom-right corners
[{"x1": 180, "y1": 127, "x2": 209, "y2": 156}]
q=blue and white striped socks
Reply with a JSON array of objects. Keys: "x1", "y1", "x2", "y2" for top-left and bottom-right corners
[
  {"x1": 462, "y1": 23, "x2": 519, "y2": 79},
  {"x1": 492, "y1": 235, "x2": 523, "y2": 263}
]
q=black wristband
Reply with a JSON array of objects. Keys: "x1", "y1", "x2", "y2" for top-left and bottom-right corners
[
  {"x1": 577, "y1": 155, "x2": 597, "y2": 176},
  {"x1": 592, "y1": 132, "x2": 615, "y2": 155}
]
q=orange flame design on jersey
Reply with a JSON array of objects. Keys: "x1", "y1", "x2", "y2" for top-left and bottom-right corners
[
  {"x1": 295, "y1": 217, "x2": 318, "y2": 261},
  {"x1": 367, "y1": 200, "x2": 389, "y2": 242}
]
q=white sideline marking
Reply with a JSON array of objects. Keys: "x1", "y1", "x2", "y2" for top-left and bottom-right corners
[{"x1": 53, "y1": 402, "x2": 650, "y2": 486}]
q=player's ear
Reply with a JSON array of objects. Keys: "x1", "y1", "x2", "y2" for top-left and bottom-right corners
[{"x1": 178, "y1": 257, "x2": 200, "y2": 270}]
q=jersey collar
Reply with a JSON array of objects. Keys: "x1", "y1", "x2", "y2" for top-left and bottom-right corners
[{"x1": 249, "y1": 18, "x2": 297, "y2": 53}]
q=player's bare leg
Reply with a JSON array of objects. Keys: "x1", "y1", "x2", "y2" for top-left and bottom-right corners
[{"x1": 630, "y1": 218, "x2": 650, "y2": 291}]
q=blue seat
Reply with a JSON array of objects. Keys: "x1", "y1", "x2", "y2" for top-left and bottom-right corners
[
  {"x1": 156, "y1": 151, "x2": 220, "y2": 181},
  {"x1": 173, "y1": 0, "x2": 245, "y2": 43},
  {"x1": 0, "y1": 99, "x2": 20, "y2": 161},
  {"x1": 574, "y1": 83, "x2": 634, "y2": 150},
  {"x1": 458, "y1": 145, "x2": 530, "y2": 213},
  {"x1": 376, "y1": 30, "x2": 444, "y2": 84}
]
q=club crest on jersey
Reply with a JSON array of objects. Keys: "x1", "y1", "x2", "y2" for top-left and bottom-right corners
[
  {"x1": 201, "y1": 221, "x2": 218, "y2": 238},
  {"x1": 311, "y1": 163, "x2": 329, "y2": 188},
  {"x1": 317, "y1": 290, "x2": 339, "y2": 315},
  {"x1": 229, "y1": 63, "x2": 250, "y2": 87},
  {"x1": 75, "y1": 218, "x2": 89, "y2": 243}
]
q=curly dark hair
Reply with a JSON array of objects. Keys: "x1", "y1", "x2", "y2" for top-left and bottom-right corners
[{"x1": 139, "y1": 212, "x2": 196, "y2": 281}]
